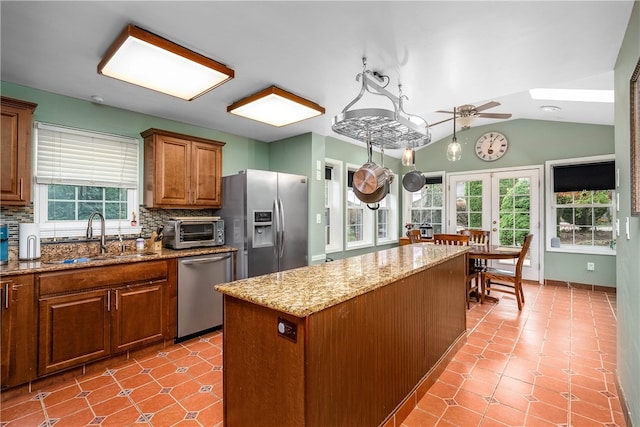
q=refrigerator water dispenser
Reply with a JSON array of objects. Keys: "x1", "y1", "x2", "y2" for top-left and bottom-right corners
[{"x1": 253, "y1": 210, "x2": 273, "y2": 248}]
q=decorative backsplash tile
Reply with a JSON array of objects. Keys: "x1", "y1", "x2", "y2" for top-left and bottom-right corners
[{"x1": 0, "y1": 205, "x2": 215, "y2": 261}]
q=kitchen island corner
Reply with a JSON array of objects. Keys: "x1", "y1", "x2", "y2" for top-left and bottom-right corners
[{"x1": 215, "y1": 243, "x2": 468, "y2": 427}]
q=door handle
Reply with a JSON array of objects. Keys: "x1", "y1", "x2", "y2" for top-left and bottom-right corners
[
  {"x1": 278, "y1": 198, "x2": 285, "y2": 258},
  {"x1": 181, "y1": 255, "x2": 230, "y2": 265},
  {"x1": 493, "y1": 228, "x2": 497, "y2": 232}
]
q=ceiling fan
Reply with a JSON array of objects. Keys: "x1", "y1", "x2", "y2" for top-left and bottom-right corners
[{"x1": 430, "y1": 101, "x2": 512, "y2": 128}]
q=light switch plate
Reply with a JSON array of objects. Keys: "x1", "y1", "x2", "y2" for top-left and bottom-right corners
[{"x1": 316, "y1": 213, "x2": 321, "y2": 224}]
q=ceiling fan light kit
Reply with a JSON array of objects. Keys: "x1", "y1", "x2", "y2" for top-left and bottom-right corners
[{"x1": 431, "y1": 102, "x2": 512, "y2": 128}]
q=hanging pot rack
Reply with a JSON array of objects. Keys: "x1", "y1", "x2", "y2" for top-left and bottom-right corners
[{"x1": 332, "y1": 58, "x2": 432, "y2": 150}]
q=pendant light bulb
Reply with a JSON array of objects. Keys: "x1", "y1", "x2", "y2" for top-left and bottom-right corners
[
  {"x1": 447, "y1": 106, "x2": 462, "y2": 162},
  {"x1": 447, "y1": 137, "x2": 462, "y2": 161},
  {"x1": 401, "y1": 147, "x2": 415, "y2": 166}
]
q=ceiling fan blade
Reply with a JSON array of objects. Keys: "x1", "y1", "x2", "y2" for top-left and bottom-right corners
[
  {"x1": 476, "y1": 113, "x2": 512, "y2": 119},
  {"x1": 429, "y1": 117, "x2": 454, "y2": 126},
  {"x1": 436, "y1": 110, "x2": 455, "y2": 114},
  {"x1": 474, "y1": 101, "x2": 501, "y2": 112}
]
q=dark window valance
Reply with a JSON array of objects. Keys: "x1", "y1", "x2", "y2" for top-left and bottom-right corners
[
  {"x1": 325, "y1": 166, "x2": 333, "y2": 180},
  {"x1": 553, "y1": 161, "x2": 615, "y2": 192},
  {"x1": 425, "y1": 176, "x2": 443, "y2": 185},
  {"x1": 347, "y1": 170, "x2": 355, "y2": 188}
]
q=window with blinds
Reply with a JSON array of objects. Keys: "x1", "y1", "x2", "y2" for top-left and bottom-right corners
[
  {"x1": 33, "y1": 123, "x2": 140, "y2": 238},
  {"x1": 545, "y1": 156, "x2": 615, "y2": 254},
  {"x1": 35, "y1": 123, "x2": 138, "y2": 187}
]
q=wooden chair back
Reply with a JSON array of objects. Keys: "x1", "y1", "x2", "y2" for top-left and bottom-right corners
[
  {"x1": 514, "y1": 234, "x2": 534, "y2": 277},
  {"x1": 433, "y1": 233, "x2": 470, "y2": 246},
  {"x1": 408, "y1": 229, "x2": 422, "y2": 244},
  {"x1": 460, "y1": 229, "x2": 490, "y2": 246}
]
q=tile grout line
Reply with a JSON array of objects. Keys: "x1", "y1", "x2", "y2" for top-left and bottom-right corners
[{"x1": 568, "y1": 286, "x2": 574, "y2": 427}]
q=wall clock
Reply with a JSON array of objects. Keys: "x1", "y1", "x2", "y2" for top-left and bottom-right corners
[{"x1": 475, "y1": 132, "x2": 508, "y2": 161}]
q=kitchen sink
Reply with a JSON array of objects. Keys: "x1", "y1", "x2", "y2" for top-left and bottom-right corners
[
  {"x1": 43, "y1": 256, "x2": 110, "y2": 264},
  {"x1": 43, "y1": 252, "x2": 157, "y2": 264},
  {"x1": 116, "y1": 252, "x2": 157, "y2": 258}
]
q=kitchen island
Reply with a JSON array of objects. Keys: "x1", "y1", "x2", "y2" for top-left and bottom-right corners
[{"x1": 215, "y1": 243, "x2": 468, "y2": 427}]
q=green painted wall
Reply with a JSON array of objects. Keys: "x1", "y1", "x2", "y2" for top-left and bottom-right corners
[
  {"x1": 415, "y1": 119, "x2": 616, "y2": 287},
  {"x1": 614, "y1": 2, "x2": 640, "y2": 424},
  {"x1": 0, "y1": 82, "x2": 270, "y2": 178},
  {"x1": 267, "y1": 132, "x2": 324, "y2": 264},
  {"x1": 324, "y1": 135, "x2": 403, "y2": 260}
]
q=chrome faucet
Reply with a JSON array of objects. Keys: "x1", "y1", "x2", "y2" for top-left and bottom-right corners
[{"x1": 86, "y1": 212, "x2": 107, "y2": 254}]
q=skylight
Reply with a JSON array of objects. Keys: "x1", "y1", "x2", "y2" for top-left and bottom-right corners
[{"x1": 529, "y1": 88, "x2": 614, "y2": 103}]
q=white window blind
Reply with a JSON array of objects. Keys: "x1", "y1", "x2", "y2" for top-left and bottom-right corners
[{"x1": 35, "y1": 122, "x2": 139, "y2": 188}]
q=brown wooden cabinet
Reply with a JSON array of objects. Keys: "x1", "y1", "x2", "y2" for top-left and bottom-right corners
[
  {"x1": 1, "y1": 97, "x2": 37, "y2": 205},
  {"x1": 141, "y1": 128, "x2": 225, "y2": 208},
  {"x1": 111, "y1": 280, "x2": 165, "y2": 354},
  {"x1": 1, "y1": 274, "x2": 36, "y2": 389},
  {"x1": 37, "y1": 259, "x2": 177, "y2": 376}
]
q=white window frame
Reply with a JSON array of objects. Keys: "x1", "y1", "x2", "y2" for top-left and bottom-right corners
[
  {"x1": 376, "y1": 171, "x2": 399, "y2": 245},
  {"x1": 345, "y1": 163, "x2": 374, "y2": 250},
  {"x1": 402, "y1": 171, "x2": 446, "y2": 234},
  {"x1": 545, "y1": 155, "x2": 616, "y2": 256},
  {"x1": 324, "y1": 158, "x2": 343, "y2": 253},
  {"x1": 33, "y1": 123, "x2": 141, "y2": 239}
]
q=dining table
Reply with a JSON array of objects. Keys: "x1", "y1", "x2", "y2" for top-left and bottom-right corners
[{"x1": 467, "y1": 244, "x2": 521, "y2": 303}]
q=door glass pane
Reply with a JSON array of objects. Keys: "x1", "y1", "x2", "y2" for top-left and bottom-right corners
[
  {"x1": 498, "y1": 177, "x2": 531, "y2": 246},
  {"x1": 456, "y1": 180, "x2": 483, "y2": 232}
]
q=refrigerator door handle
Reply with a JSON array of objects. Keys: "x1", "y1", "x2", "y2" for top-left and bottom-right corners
[
  {"x1": 273, "y1": 199, "x2": 281, "y2": 257},
  {"x1": 278, "y1": 198, "x2": 285, "y2": 258}
]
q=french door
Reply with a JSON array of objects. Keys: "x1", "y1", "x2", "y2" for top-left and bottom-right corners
[{"x1": 447, "y1": 167, "x2": 542, "y2": 282}]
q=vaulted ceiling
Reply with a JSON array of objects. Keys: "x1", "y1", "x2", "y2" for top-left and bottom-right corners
[{"x1": 0, "y1": 1, "x2": 634, "y2": 155}]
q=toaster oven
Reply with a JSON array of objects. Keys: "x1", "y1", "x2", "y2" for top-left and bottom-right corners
[{"x1": 163, "y1": 217, "x2": 225, "y2": 249}]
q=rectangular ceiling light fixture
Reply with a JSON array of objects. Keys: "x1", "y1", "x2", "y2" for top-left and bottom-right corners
[
  {"x1": 529, "y1": 88, "x2": 614, "y2": 103},
  {"x1": 98, "y1": 25, "x2": 234, "y2": 101},
  {"x1": 227, "y1": 86, "x2": 325, "y2": 126}
]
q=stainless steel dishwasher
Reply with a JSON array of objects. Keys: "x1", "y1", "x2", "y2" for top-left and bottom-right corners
[{"x1": 177, "y1": 252, "x2": 232, "y2": 339}]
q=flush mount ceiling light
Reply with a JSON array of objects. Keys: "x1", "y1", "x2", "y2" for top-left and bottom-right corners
[
  {"x1": 98, "y1": 25, "x2": 234, "y2": 101},
  {"x1": 227, "y1": 86, "x2": 325, "y2": 127},
  {"x1": 529, "y1": 88, "x2": 614, "y2": 103}
]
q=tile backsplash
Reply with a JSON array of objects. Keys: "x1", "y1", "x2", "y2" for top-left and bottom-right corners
[{"x1": 0, "y1": 205, "x2": 216, "y2": 260}]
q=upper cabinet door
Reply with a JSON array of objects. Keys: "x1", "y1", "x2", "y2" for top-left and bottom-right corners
[
  {"x1": 154, "y1": 135, "x2": 192, "y2": 206},
  {"x1": 142, "y1": 128, "x2": 225, "y2": 209},
  {"x1": 1, "y1": 97, "x2": 37, "y2": 206},
  {"x1": 191, "y1": 140, "x2": 222, "y2": 206}
]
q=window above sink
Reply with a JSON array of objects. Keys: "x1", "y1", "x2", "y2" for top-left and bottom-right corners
[{"x1": 33, "y1": 122, "x2": 141, "y2": 239}]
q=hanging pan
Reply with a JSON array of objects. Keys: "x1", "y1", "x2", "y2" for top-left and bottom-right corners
[{"x1": 402, "y1": 169, "x2": 426, "y2": 192}]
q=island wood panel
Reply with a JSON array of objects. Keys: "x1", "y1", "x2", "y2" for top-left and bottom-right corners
[
  {"x1": 222, "y1": 254, "x2": 466, "y2": 427},
  {"x1": 223, "y1": 297, "x2": 306, "y2": 427},
  {"x1": 306, "y1": 255, "x2": 466, "y2": 427}
]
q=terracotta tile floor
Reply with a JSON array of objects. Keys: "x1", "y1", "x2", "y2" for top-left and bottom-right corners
[
  {"x1": 0, "y1": 282, "x2": 625, "y2": 426},
  {"x1": 402, "y1": 282, "x2": 625, "y2": 427}
]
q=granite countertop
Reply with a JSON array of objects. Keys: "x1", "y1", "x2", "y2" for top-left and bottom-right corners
[
  {"x1": 215, "y1": 243, "x2": 468, "y2": 318},
  {"x1": 0, "y1": 246, "x2": 237, "y2": 276}
]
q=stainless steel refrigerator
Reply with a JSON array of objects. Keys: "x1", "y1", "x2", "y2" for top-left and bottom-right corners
[{"x1": 218, "y1": 169, "x2": 308, "y2": 279}]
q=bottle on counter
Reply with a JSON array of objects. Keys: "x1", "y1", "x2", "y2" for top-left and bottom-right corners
[{"x1": 136, "y1": 237, "x2": 145, "y2": 252}]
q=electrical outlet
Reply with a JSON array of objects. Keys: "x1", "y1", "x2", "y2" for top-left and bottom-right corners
[{"x1": 587, "y1": 262, "x2": 595, "y2": 271}]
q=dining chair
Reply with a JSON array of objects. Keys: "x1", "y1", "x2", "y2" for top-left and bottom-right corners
[
  {"x1": 433, "y1": 233, "x2": 477, "y2": 308},
  {"x1": 480, "y1": 234, "x2": 533, "y2": 311},
  {"x1": 433, "y1": 233, "x2": 470, "y2": 246},
  {"x1": 408, "y1": 229, "x2": 422, "y2": 244},
  {"x1": 460, "y1": 228, "x2": 491, "y2": 278},
  {"x1": 460, "y1": 229, "x2": 490, "y2": 246}
]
